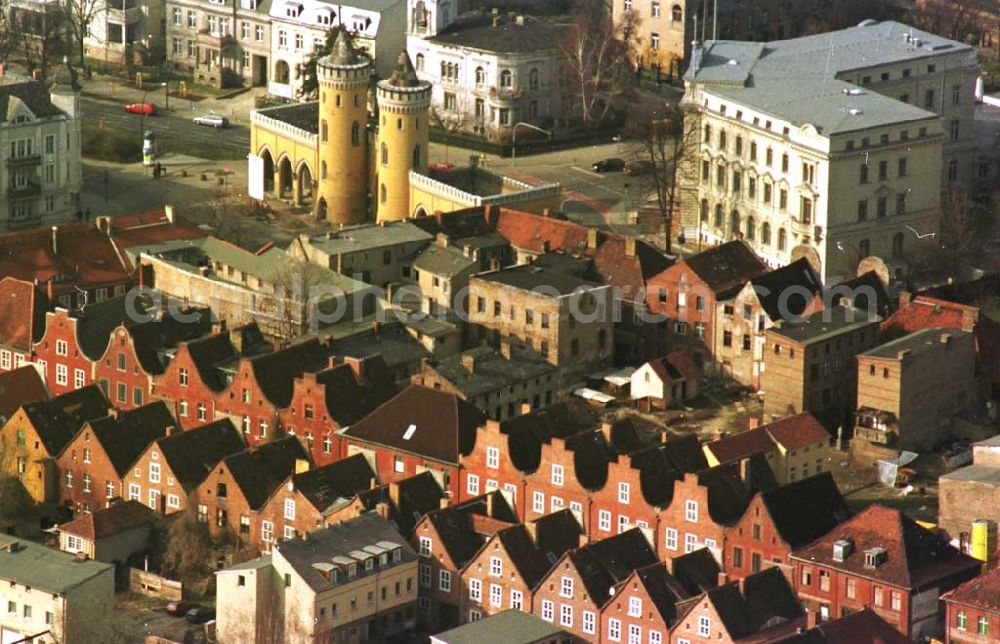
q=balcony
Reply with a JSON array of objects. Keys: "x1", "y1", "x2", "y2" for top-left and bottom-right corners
[
  {"x1": 489, "y1": 86, "x2": 523, "y2": 102},
  {"x1": 8, "y1": 181, "x2": 41, "y2": 199},
  {"x1": 106, "y1": 5, "x2": 144, "y2": 23},
  {"x1": 7, "y1": 154, "x2": 41, "y2": 168},
  {"x1": 855, "y1": 407, "x2": 897, "y2": 445}
]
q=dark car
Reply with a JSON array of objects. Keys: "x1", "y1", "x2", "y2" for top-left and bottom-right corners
[
  {"x1": 165, "y1": 600, "x2": 199, "y2": 616},
  {"x1": 592, "y1": 158, "x2": 625, "y2": 172},
  {"x1": 625, "y1": 160, "x2": 653, "y2": 176},
  {"x1": 185, "y1": 606, "x2": 216, "y2": 624}
]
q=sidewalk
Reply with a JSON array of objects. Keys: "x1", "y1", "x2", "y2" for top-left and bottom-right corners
[{"x1": 80, "y1": 71, "x2": 266, "y2": 125}]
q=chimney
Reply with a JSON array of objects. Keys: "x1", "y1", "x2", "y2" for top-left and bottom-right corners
[
  {"x1": 486, "y1": 491, "x2": 494, "y2": 516},
  {"x1": 599, "y1": 423, "x2": 613, "y2": 443},
  {"x1": 51, "y1": 226, "x2": 58, "y2": 255},
  {"x1": 499, "y1": 337, "x2": 511, "y2": 359},
  {"x1": 388, "y1": 481, "x2": 401, "y2": 508},
  {"x1": 375, "y1": 502, "x2": 391, "y2": 519},
  {"x1": 295, "y1": 458, "x2": 310, "y2": 474},
  {"x1": 587, "y1": 229, "x2": 598, "y2": 249},
  {"x1": 212, "y1": 319, "x2": 227, "y2": 334},
  {"x1": 198, "y1": 266, "x2": 210, "y2": 277},
  {"x1": 717, "y1": 571, "x2": 727, "y2": 587},
  {"x1": 625, "y1": 236, "x2": 636, "y2": 257},
  {"x1": 436, "y1": 232, "x2": 449, "y2": 247},
  {"x1": 230, "y1": 327, "x2": 245, "y2": 353},
  {"x1": 47, "y1": 280, "x2": 55, "y2": 302},
  {"x1": 96, "y1": 216, "x2": 114, "y2": 235},
  {"x1": 940, "y1": 332, "x2": 952, "y2": 346},
  {"x1": 336, "y1": 253, "x2": 344, "y2": 273},
  {"x1": 164, "y1": 204, "x2": 176, "y2": 225},
  {"x1": 74, "y1": 551, "x2": 89, "y2": 561},
  {"x1": 898, "y1": 291, "x2": 912, "y2": 308},
  {"x1": 525, "y1": 519, "x2": 538, "y2": 543},
  {"x1": 516, "y1": 14, "x2": 524, "y2": 26},
  {"x1": 32, "y1": 69, "x2": 41, "y2": 81},
  {"x1": 897, "y1": 349, "x2": 911, "y2": 361},
  {"x1": 5, "y1": 541, "x2": 20, "y2": 553},
  {"x1": 462, "y1": 353, "x2": 476, "y2": 373},
  {"x1": 434, "y1": 210, "x2": 444, "y2": 226},
  {"x1": 369, "y1": 477, "x2": 379, "y2": 490},
  {"x1": 492, "y1": 15, "x2": 502, "y2": 27},
  {"x1": 748, "y1": 417, "x2": 760, "y2": 429},
  {"x1": 344, "y1": 356, "x2": 365, "y2": 381},
  {"x1": 164, "y1": 425, "x2": 177, "y2": 437},
  {"x1": 520, "y1": 402, "x2": 532, "y2": 415},
  {"x1": 439, "y1": 496, "x2": 450, "y2": 510}
]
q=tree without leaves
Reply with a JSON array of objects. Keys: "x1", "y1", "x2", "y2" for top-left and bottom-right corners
[
  {"x1": 15, "y1": 6, "x2": 65, "y2": 78},
  {"x1": 265, "y1": 257, "x2": 338, "y2": 340},
  {"x1": 626, "y1": 102, "x2": 699, "y2": 255},
  {"x1": 429, "y1": 96, "x2": 476, "y2": 161},
  {"x1": 559, "y1": 5, "x2": 634, "y2": 129},
  {"x1": 938, "y1": 188, "x2": 983, "y2": 279},
  {"x1": 161, "y1": 509, "x2": 214, "y2": 589},
  {"x1": 63, "y1": 0, "x2": 102, "y2": 72}
]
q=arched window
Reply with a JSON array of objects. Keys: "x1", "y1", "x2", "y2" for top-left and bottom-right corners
[
  {"x1": 381, "y1": 143, "x2": 388, "y2": 165},
  {"x1": 335, "y1": 94, "x2": 341, "y2": 107},
  {"x1": 859, "y1": 238, "x2": 870, "y2": 257},
  {"x1": 762, "y1": 222, "x2": 772, "y2": 245},
  {"x1": 476, "y1": 67, "x2": 485, "y2": 86},
  {"x1": 415, "y1": 53, "x2": 424, "y2": 71},
  {"x1": 714, "y1": 204, "x2": 723, "y2": 229},
  {"x1": 671, "y1": 4, "x2": 682, "y2": 21},
  {"x1": 778, "y1": 228, "x2": 787, "y2": 251},
  {"x1": 704, "y1": 123, "x2": 712, "y2": 143},
  {"x1": 528, "y1": 68, "x2": 539, "y2": 90},
  {"x1": 321, "y1": 160, "x2": 327, "y2": 179},
  {"x1": 700, "y1": 199, "x2": 709, "y2": 222},
  {"x1": 440, "y1": 61, "x2": 447, "y2": 78},
  {"x1": 354, "y1": 95, "x2": 360, "y2": 107},
  {"x1": 351, "y1": 122, "x2": 360, "y2": 146},
  {"x1": 499, "y1": 69, "x2": 512, "y2": 88},
  {"x1": 746, "y1": 216, "x2": 755, "y2": 240},
  {"x1": 892, "y1": 232, "x2": 903, "y2": 257},
  {"x1": 730, "y1": 210, "x2": 741, "y2": 235},
  {"x1": 321, "y1": 119, "x2": 328, "y2": 142},
  {"x1": 397, "y1": 118, "x2": 403, "y2": 130},
  {"x1": 413, "y1": 144, "x2": 421, "y2": 168},
  {"x1": 380, "y1": 184, "x2": 387, "y2": 203}
]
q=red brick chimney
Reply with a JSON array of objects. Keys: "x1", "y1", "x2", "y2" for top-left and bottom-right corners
[
  {"x1": 898, "y1": 291, "x2": 912, "y2": 308},
  {"x1": 388, "y1": 481, "x2": 401, "y2": 508}
]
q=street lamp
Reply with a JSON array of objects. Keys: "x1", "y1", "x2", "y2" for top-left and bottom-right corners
[{"x1": 510, "y1": 122, "x2": 552, "y2": 168}]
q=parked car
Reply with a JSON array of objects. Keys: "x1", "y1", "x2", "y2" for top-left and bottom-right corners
[
  {"x1": 625, "y1": 160, "x2": 653, "y2": 176},
  {"x1": 592, "y1": 158, "x2": 625, "y2": 172},
  {"x1": 427, "y1": 161, "x2": 455, "y2": 172},
  {"x1": 165, "y1": 600, "x2": 199, "y2": 616},
  {"x1": 124, "y1": 101, "x2": 155, "y2": 115},
  {"x1": 185, "y1": 606, "x2": 216, "y2": 624},
  {"x1": 193, "y1": 113, "x2": 229, "y2": 128}
]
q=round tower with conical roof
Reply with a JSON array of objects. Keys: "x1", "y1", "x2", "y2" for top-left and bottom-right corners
[
  {"x1": 375, "y1": 52, "x2": 431, "y2": 223},
  {"x1": 315, "y1": 30, "x2": 372, "y2": 224}
]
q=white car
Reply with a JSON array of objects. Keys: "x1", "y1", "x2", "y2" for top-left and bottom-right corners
[{"x1": 193, "y1": 114, "x2": 229, "y2": 128}]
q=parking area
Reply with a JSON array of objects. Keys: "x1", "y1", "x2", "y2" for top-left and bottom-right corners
[{"x1": 114, "y1": 594, "x2": 209, "y2": 644}]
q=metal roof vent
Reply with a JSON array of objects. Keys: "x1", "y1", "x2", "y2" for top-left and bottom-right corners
[
  {"x1": 727, "y1": 59, "x2": 738, "y2": 66},
  {"x1": 832, "y1": 539, "x2": 853, "y2": 562},
  {"x1": 848, "y1": 108, "x2": 863, "y2": 116},
  {"x1": 844, "y1": 88, "x2": 865, "y2": 96}
]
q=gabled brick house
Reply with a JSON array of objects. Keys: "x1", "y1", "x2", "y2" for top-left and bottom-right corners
[
  {"x1": 151, "y1": 324, "x2": 270, "y2": 429},
  {"x1": 212, "y1": 338, "x2": 330, "y2": 449},
  {"x1": 0, "y1": 366, "x2": 48, "y2": 422},
  {"x1": 276, "y1": 355, "x2": 396, "y2": 466},
  {"x1": 0, "y1": 385, "x2": 109, "y2": 504},
  {"x1": 194, "y1": 436, "x2": 309, "y2": 547},
  {"x1": 668, "y1": 567, "x2": 805, "y2": 643},
  {"x1": 588, "y1": 434, "x2": 708, "y2": 552},
  {"x1": 460, "y1": 403, "x2": 600, "y2": 518},
  {"x1": 0, "y1": 277, "x2": 48, "y2": 375},
  {"x1": 791, "y1": 504, "x2": 981, "y2": 639},
  {"x1": 723, "y1": 472, "x2": 849, "y2": 581},
  {"x1": 91, "y1": 311, "x2": 212, "y2": 411},
  {"x1": 645, "y1": 241, "x2": 769, "y2": 369},
  {"x1": 342, "y1": 385, "x2": 487, "y2": 498},
  {"x1": 599, "y1": 562, "x2": 694, "y2": 644},
  {"x1": 253, "y1": 453, "x2": 376, "y2": 553},
  {"x1": 460, "y1": 510, "x2": 583, "y2": 622},
  {"x1": 57, "y1": 402, "x2": 176, "y2": 515},
  {"x1": 532, "y1": 528, "x2": 659, "y2": 640},
  {"x1": 129, "y1": 419, "x2": 244, "y2": 515},
  {"x1": 412, "y1": 492, "x2": 517, "y2": 632},
  {"x1": 325, "y1": 470, "x2": 445, "y2": 537}
]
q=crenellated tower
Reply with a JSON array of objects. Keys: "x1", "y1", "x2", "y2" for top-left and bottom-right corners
[
  {"x1": 315, "y1": 30, "x2": 372, "y2": 225},
  {"x1": 375, "y1": 53, "x2": 431, "y2": 223}
]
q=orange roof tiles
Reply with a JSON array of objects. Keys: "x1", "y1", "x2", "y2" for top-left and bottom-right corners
[
  {"x1": 0, "y1": 277, "x2": 46, "y2": 351},
  {"x1": 881, "y1": 295, "x2": 978, "y2": 340}
]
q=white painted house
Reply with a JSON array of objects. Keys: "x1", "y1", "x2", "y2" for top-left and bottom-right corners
[{"x1": 630, "y1": 350, "x2": 701, "y2": 408}]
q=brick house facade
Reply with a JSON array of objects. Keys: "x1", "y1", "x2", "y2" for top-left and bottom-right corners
[
  {"x1": 791, "y1": 505, "x2": 981, "y2": 639},
  {"x1": 941, "y1": 566, "x2": 1000, "y2": 643},
  {"x1": 129, "y1": 419, "x2": 244, "y2": 515},
  {"x1": 762, "y1": 304, "x2": 881, "y2": 429},
  {"x1": 532, "y1": 528, "x2": 659, "y2": 640},
  {"x1": 458, "y1": 420, "x2": 528, "y2": 517},
  {"x1": 193, "y1": 436, "x2": 308, "y2": 547},
  {"x1": 32, "y1": 308, "x2": 104, "y2": 397},
  {"x1": 598, "y1": 562, "x2": 692, "y2": 644},
  {"x1": 56, "y1": 402, "x2": 175, "y2": 515}
]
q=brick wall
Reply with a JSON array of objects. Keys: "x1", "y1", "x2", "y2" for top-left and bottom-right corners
[
  {"x1": 459, "y1": 421, "x2": 526, "y2": 517},
  {"x1": 33, "y1": 310, "x2": 92, "y2": 397}
]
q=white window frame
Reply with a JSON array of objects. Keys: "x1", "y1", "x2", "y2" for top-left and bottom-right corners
[
  {"x1": 467, "y1": 474, "x2": 480, "y2": 495},
  {"x1": 560, "y1": 603, "x2": 573, "y2": 627},
  {"x1": 685, "y1": 499, "x2": 699, "y2": 522},
  {"x1": 583, "y1": 610, "x2": 595, "y2": 634},
  {"x1": 628, "y1": 596, "x2": 642, "y2": 617},
  {"x1": 469, "y1": 577, "x2": 482, "y2": 602},
  {"x1": 419, "y1": 536, "x2": 432, "y2": 557},
  {"x1": 283, "y1": 498, "x2": 295, "y2": 521},
  {"x1": 608, "y1": 617, "x2": 622, "y2": 642},
  {"x1": 438, "y1": 569, "x2": 451, "y2": 591},
  {"x1": 490, "y1": 583, "x2": 502, "y2": 607},
  {"x1": 149, "y1": 462, "x2": 160, "y2": 484},
  {"x1": 55, "y1": 364, "x2": 67, "y2": 386},
  {"x1": 698, "y1": 615, "x2": 711, "y2": 637},
  {"x1": 560, "y1": 576, "x2": 574, "y2": 598},
  {"x1": 551, "y1": 463, "x2": 564, "y2": 486},
  {"x1": 128, "y1": 483, "x2": 140, "y2": 500},
  {"x1": 74, "y1": 368, "x2": 85, "y2": 388},
  {"x1": 532, "y1": 491, "x2": 544, "y2": 514},
  {"x1": 685, "y1": 533, "x2": 698, "y2": 553},
  {"x1": 486, "y1": 447, "x2": 500, "y2": 469},
  {"x1": 541, "y1": 599, "x2": 554, "y2": 622},
  {"x1": 167, "y1": 494, "x2": 180, "y2": 509},
  {"x1": 489, "y1": 556, "x2": 502, "y2": 577},
  {"x1": 510, "y1": 589, "x2": 523, "y2": 610},
  {"x1": 618, "y1": 481, "x2": 630, "y2": 504}
]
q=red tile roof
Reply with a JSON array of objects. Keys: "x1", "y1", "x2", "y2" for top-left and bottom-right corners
[
  {"x1": 0, "y1": 365, "x2": 47, "y2": 421},
  {"x1": 109, "y1": 210, "x2": 206, "y2": 267},
  {"x1": 0, "y1": 277, "x2": 46, "y2": 351},
  {"x1": 881, "y1": 295, "x2": 978, "y2": 340},
  {"x1": 57, "y1": 500, "x2": 157, "y2": 541},
  {"x1": 705, "y1": 427, "x2": 778, "y2": 465},
  {"x1": 645, "y1": 350, "x2": 701, "y2": 384},
  {"x1": 764, "y1": 412, "x2": 831, "y2": 450},
  {"x1": 786, "y1": 608, "x2": 910, "y2": 643},
  {"x1": 0, "y1": 223, "x2": 131, "y2": 293},
  {"x1": 942, "y1": 565, "x2": 1000, "y2": 614},
  {"x1": 791, "y1": 505, "x2": 980, "y2": 588}
]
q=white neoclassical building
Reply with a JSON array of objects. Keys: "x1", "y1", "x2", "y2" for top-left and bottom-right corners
[
  {"x1": 681, "y1": 20, "x2": 981, "y2": 285},
  {"x1": 406, "y1": 0, "x2": 570, "y2": 141},
  {"x1": 0, "y1": 62, "x2": 82, "y2": 229}
]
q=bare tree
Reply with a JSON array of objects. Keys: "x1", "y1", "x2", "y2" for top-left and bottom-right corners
[
  {"x1": 906, "y1": 0, "x2": 981, "y2": 43},
  {"x1": 559, "y1": 1, "x2": 634, "y2": 129},
  {"x1": 161, "y1": 509, "x2": 214, "y2": 590},
  {"x1": 939, "y1": 188, "x2": 983, "y2": 278},
  {"x1": 265, "y1": 258, "x2": 337, "y2": 340},
  {"x1": 14, "y1": 4, "x2": 65, "y2": 77},
  {"x1": 0, "y1": 433, "x2": 33, "y2": 534},
  {"x1": 429, "y1": 97, "x2": 476, "y2": 161},
  {"x1": 626, "y1": 102, "x2": 699, "y2": 254},
  {"x1": 63, "y1": 0, "x2": 103, "y2": 71}
]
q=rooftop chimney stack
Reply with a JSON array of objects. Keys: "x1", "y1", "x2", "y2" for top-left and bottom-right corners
[
  {"x1": 165, "y1": 204, "x2": 176, "y2": 225},
  {"x1": 50, "y1": 226, "x2": 58, "y2": 255},
  {"x1": 294, "y1": 458, "x2": 310, "y2": 474},
  {"x1": 587, "y1": 229, "x2": 598, "y2": 249}
]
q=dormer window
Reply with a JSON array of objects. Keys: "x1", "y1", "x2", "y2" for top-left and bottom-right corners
[
  {"x1": 348, "y1": 563, "x2": 357, "y2": 578},
  {"x1": 285, "y1": 2, "x2": 302, "y2": 17},
  {"x1": 240, "y1": 0, "x2": 256, "y2": 9}
]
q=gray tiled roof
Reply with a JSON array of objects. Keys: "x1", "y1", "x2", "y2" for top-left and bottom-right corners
[
  {"x1": 412, "y1": 243, "x2": 475, "y2": 278},
  {"x1": 0, "y1": 534, "x2": 112, "y2": 594},
  {"x1": 474, "y1": 264, "x2": 601, "y2": 296},
  {"x1": 428, "y1": 13, "x2": 571, "y2": 53},
  {"x1": 275, "y1": 512, "x2": 416, "y2": 593},
  {"x1": 687, "y1": 21, "x2": 973, "y2": 134},
  {"x1": 433, "y1": 609, "x2": 567, "y2": 643},
  {"x1": 299, "y1": 222, "x2": 433, "y2": 256},
  {"x1": 426, "y1": 346, "x2": 555, "y2": 398},
  {"x1": 861, "y1": 327, "x2": 969, "y2": 359},
  {"x1": 768, "y1": 305, "x2": 880, "y2": 345}
]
